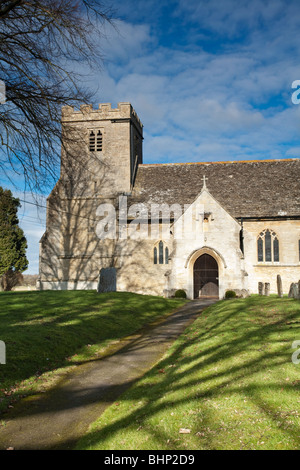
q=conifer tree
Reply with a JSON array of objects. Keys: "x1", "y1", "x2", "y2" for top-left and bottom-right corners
[{"x1": 0, "y1": 187, "x2": 28, "y2": 290}]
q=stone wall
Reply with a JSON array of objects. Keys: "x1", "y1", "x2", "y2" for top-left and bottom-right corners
[{"x1": 243, "y1": 219, "x2": 300, "y2": 294}]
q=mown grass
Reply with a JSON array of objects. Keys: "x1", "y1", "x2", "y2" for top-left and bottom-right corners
[
  {"x1": 0, "y1": 291, "x2": 186, "y2": 413},
  {"x1": 78, "y1": 295, "x2": 300, "y2": 450}
]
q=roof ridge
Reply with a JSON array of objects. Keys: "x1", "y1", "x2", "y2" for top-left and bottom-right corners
[{"x1": 140, "y1": 158, "x2": 300, "y2": 167}]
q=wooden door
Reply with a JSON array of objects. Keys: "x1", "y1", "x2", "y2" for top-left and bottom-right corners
[{"x1": 193, "y1": 254, "x2": 219, "y2": 299}]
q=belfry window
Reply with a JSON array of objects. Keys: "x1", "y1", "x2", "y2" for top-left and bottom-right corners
[
  {"x1": 257, "y1": 229, "x2": 279, "y2": 262},
  {"x1": 96, "y1": 130, "x2": 103, "y2": 151},
  {"x1": 89, "y1": 130, "x2": 103, "y2": 152},
  {"x1": 89, "y1": 131, "x2": 95, "y2": 152},
  {"x1": 154, "y1": 241, "x2": 169, "y2": 264}
]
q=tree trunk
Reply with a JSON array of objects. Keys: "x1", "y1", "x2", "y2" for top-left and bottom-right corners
[{"x1": 1, "y1": 270, "x2": 23, "y2": 291}]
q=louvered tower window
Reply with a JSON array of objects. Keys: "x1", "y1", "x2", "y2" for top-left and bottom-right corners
[
  {"x1": 89, "y1": 131, "x2": 95, "y2": 152},
  {"x1": 97, "y1": 130, "x2": 103, "y2": 152},
  {"x1": 89, "y1": 130, "x2": 103, "y2": 152}
]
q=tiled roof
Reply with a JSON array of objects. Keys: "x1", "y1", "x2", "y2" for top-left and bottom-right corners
[{"x1": 131, "y1": 159, "x2": 300, "y2": 218}]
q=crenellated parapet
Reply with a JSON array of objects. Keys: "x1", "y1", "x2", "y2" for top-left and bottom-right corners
[{"x1": 62, "y1": 102, "x2": 143, "y2": 133}]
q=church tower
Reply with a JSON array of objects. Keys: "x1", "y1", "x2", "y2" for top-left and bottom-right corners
[
  {"x1": 60, "y1": 102, "x2": 143, "y2": 197},
  {"x1": 38, "y1": 103, "x2": 143, "y2": 291}
]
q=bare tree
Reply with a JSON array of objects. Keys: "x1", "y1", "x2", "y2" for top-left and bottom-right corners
[{"x1": 0, "y1": 0, "x2": 113, "y2": 192}]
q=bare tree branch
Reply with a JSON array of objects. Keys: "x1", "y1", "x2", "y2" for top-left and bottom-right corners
[
  {"x1": 0, "y1": 0, "x2": 23, "y2": 18},
  {"x1": 0, "y1": 0, "x2": 114, "y2": 192}
]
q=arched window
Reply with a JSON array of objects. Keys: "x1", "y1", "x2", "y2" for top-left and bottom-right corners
[
  {"x1": 153, "y1": 241, "x2": 169, "y2": 264},
  {"x1": 257, "y1": 229, "x2": 279, "y2": 262},
  {"x1": 159, "y1": 241, "x2": 164, "y2": 264},
  {"x1": 97, "y1": 130, "x2": 103, "y2": 152},
  {"x1": 154, "y1": 247, "x2": 157, "y2": 265},
  {"x1": 89, "y1": 130, "x2": 103, "y2": 152},
  {"x1": 89, "y1": 130, "x2": 95, "y2": 152}
]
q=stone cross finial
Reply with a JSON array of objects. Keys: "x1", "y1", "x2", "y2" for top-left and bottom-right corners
[{"x1": 202, "y1": 175, "x2": 208, "y2": 189}]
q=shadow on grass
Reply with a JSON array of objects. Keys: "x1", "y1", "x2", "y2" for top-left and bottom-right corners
[
  {"x1": 1, "y1": 295, "x2": 299, "y2": 450},
  {"x1": 0, "y1": 290, "x2": 186, "y2": 410},
  {"x1": 72, "y1": 295, "x2": 300, "y2": 450}
]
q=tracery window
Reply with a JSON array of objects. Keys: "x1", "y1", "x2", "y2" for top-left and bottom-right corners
[
  {"x1": 257, "y1": 229, "x2": 279, "y2": 262},
  {"x1": 154, "y1": 241, "x2": 169, "y2": 265}
]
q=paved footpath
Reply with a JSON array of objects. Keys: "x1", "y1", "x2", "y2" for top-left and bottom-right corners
[{"x1": 0, "y1": 299, "x2": 215, "y2": 450}]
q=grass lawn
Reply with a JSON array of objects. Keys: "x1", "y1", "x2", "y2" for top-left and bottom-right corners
[
  {"x1": 77, "y1": 295, "x2": 300, "y2": 450},
  {"x1": 0, "y1": 291, "x2": 186, "y2": 413}
]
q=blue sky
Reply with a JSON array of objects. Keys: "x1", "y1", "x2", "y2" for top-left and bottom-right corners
[{"x1": 4, "y1": 0, "x2": 300, "y2": 273}]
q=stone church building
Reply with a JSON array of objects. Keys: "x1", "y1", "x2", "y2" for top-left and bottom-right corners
[{"x1": 39, "y1": 102, "x2": 300, "y2": 299}]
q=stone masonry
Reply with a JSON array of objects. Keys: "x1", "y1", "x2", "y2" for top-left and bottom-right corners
[{"x1": 39, "y1": 103, "x2": 300, "y2": 299}]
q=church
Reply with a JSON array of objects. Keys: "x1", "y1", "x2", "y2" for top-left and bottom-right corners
[{"x1": 38, "y1": 102, "x2": 300, "y2": 299}]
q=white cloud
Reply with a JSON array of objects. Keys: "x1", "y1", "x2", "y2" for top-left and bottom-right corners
[
  {"x1": 100, "y1": 20, "x2": 154, "y2": 71},
  {"x1": 175, "y1": 0, "x2": 295, "y2": 40},
  {"x1": 92, "y1": 4, "x2": 300, "y2": 164},
  {"x1": 286, "y1": 147, "x2": 300, "y2": 157}
]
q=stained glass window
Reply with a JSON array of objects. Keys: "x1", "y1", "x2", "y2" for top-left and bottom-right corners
[
  {"x1": 159, "y1": 241, "x2": 164, "y2": 264},
  {"x1": 265, "y1": 230, "x2": 272, "y2": 262},
  {"x1": 273, "y1": 238, "x2": 279, "y2": 262},
  {"x1": 257, "y1": 238, "x2": 263, "y2": 262},
  {"x1": 154, "y1": 242, "x2": 169, "y2": 265},
  {"x1": 257, "y1": 229, "x2": 279, "y2": 262},
  {"x1": 154, "y1": 247, "x2": 157, "y2": 265}
]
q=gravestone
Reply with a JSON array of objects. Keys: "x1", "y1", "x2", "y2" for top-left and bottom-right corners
[
  {"x1": 0, "y1": 340, "x2": 5, "y2": 364},
  {"x1": 232, "y1": 289, "x2": 250, "y2": 298},
  {"x1": 264, "y1": 282, "x2": 270, "y2": 296},
  {"x1": 97, "y1": 267, "x2": 117, "y2": 293},
  {"x1": 288, "y1": 283, "x2": 298, "y2": 299},
  {"x1": 277, "y1": 275, "x2": 283, "y2": 298},
  {"x1": 258, "y1": 282, "x2": 264, "y2": 295}
]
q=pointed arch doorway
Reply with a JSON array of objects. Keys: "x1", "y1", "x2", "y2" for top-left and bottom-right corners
[{"x1": 193, "y1": 254, "x2": 219, "y2": 299}]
